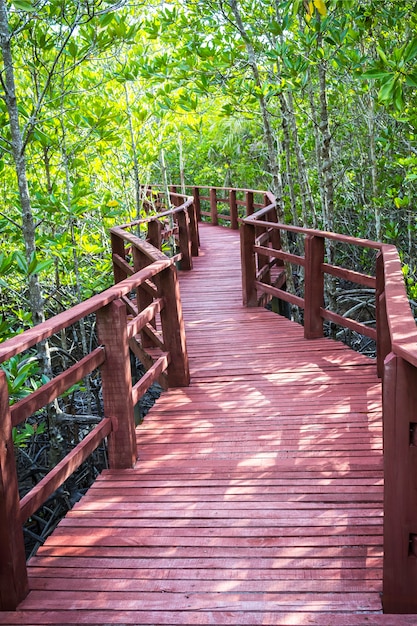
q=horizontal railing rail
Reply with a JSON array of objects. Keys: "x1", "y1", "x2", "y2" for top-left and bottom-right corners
[
  {"x1": 136, "y1": 188, "x2": 199, "y2": 264},
  {"x1": 0, "y1": 229, "x2": 189, "y2": 610},
  {"x1": 241, "y1": 212, "x2": 381, "y2": 346},
  {"x1": 158, "y1": 183, "x2": 417, "y2": 614},
  {"x1": 2, "y1": 183, "x2": 417, "y2": 614}
]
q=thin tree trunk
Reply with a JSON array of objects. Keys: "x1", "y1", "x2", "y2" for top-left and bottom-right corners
[
  {"x1": 307, "y1": 75, "x2": 326, "y2": 222},
  {"x1": 286, "y1": 90, "x2": 317, "y2": 228},
  {"x1": 228, "y1": 0, "x2": 284, "y2": 216},
  {"x1": 0, "y1": 0, "x2": 51, "y2": 372},
  {"x1": 316, "y1": 32, "x2": 337, "y2": 320},
  {"x1": 228, "y1": 0, "x2": 298, "y2": 319},
  {"x1": 124, "y1": 83, "x2": 141, "y2": 221},
  {"x1": 60, "y1": 97, "x2": 92, "y2": 413},
  {"x1": 279, "y1": 92, "x2": 299, "y2": 231},
  {"x1": 366, "y1": 93, "x2": 381, "y2": 241}
]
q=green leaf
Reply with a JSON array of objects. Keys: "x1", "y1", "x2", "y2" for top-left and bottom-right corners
[
  {"x1": 12, "y1": 0, "x2": 36, "y2": 11},
  {"x1": 361, "y1": 68, "x2": 393, "y2": 80},
  {"x1": 30, "y1": 259, "x2": 54, "y2": 275},
  {"x1": 404, "y1": 39, "x2": 417, "y2": 63},
  {"x1": 27, "y1": 251, "x2": 38, "y2": 275},
  {"x1": 376, "y1": 46, "x2": 388, "y2": 64},
  {"x1": 406, "y1": 71, "x2": 417, "y2": 88},
  {"x1": 13, "y1": 251, "x2": 28, "y2": 274},
  {"x1": 378, "y1": 75, "x2": 397, "y2": 103}
]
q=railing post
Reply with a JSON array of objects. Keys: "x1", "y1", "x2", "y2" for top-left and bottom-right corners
[
  {"x1": 132, "y1": 247, "x2": 155, "y2": 348},
  {"x1": 189, "y1": 200, "x2": 200, "y2": 256},
  {"x1": 383, "y1": 352, "x2": 417, "y2": 613},
  {"x1": 229, "y1": 189, "x2": 238, "y2": 230},
  {"x1": 176, "y1": 209, "x2": 193, "y2": 271},
  {"x1": 169, "y1": 185, "x2": 180, "y2": 207},
  {"x1": 376, "y1": 251, "x2": 390, "y2": 379},
  {"x1": 246, "y1": 190, "x2": 254, "y2": 216},
  {"x1": 0, "y1": 371, "x2": 29, "y2": 610},
  {"x1": 111, "y1": 231, "x2": 127, "y2": 284},
  {"x1": 210, "y1": 188, "x2": 218, "y2": 225},
  {"x1": 304, "y1": 234, "x2": 324, "y2": 339},
  {"x1": 96, "y1": 300, "x2": 137, "y2": 469},
  {"x1": 193, "y1": 187, "x2": 201, "y2": 222},
  {"x1": 158, "y1": 266, "x2": 190, "y2": 387},
  {"x1": 147, "y1": 219, "x2": 162, "y2": 251},
  {"x1": 240, "y1": 220, "x2": 257, "y2": 307}
]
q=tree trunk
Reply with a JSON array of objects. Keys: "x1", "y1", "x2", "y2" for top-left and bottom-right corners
[
  {"x1": 0, "y1": 0, "x2": 50, "y2": 370},
  {"x1": 366, "y1": 93, "x2": 381, "y2": 241},
  {"x1": 316, "y1": 33, "x2": 337, "y2": 319},
  {"x1": 228, "y1": 0, "x2": 299, "y2": 319},
  {"x1": 228, "y1": 0, "x2": 284, "y2": 217},
  {"x1": 59, "y1": 98, "x2": 92, "y2": 413},
  {"x1": 286, "y1": 90, "x2": 317, "y2": 228},
  {"x1": 124, "y1": 83, "x2": 142, "y2": 221},
  {"x1": 279, "y1": 92, "x2": 299, "y2": 231}
]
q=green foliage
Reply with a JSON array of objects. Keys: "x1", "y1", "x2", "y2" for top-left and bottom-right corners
[
  {"x1": 0, "y1": 0, "x2": 416, "y2": 335},
  {"x1": 12, "y1": 421, "x2": 45, "y2": 448},
  {"x1": 1, "y1": 354, "x2": 45, "y2": 402}
]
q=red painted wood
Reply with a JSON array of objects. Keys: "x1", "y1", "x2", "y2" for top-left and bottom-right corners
[
  {"x1": 4, "y1": 223, "x2": 415, "y2": 624},
  {"x1": 110, "y1": 230, "x2": 126, "y2": 284},
  {"x1": 245, "y1": 190, "x2": 254, "y2": 216},
  {"x1": 176, "y1": 208, "x2": 192, "y2": 270},
  {"x1": 380, "y1": 244, "x2": 417, "y2": 366},
  {"x1": 0, "y1": 610, "x2": 416, "y2": 625},
  {"x1": 0, "y1": 372, "x2": 28, "y2": 610},
  {"x1": 96, "y1": 300, "x2": 137, "y2": 469},
  {"x1": 158, "y1": 266, "x2": 189, "y2": 387},
  {"x1": 209, "y1": 187, "x2": 218, "y2": 225},
  {"x1": 383, "y1": 353, "x2": 417, "y2": 613},
  {"x1": 193, "y1": 186, "x2": 201, "y2": 222},
  {"x1": 0, "y1": 259, "x2": 171, "y2": 364},
  {"x1": 229, "y1": 188, "x2": 238, "y2": 229},
  {"x1": 19, "y1": 418, "x2": 111, "y2": 523},
  {"x1": 11, "y1": 347, "x2": 105, "y2": 427},
  {"x1": 304, "y1": 234, "x2": 324, "y2": 339},
  {"x1": 240, "y1": 221, "x2": 257, "y2": 306}
]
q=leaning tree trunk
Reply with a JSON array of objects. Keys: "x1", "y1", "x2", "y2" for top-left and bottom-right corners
[
  {"x1": 228, "y1": 0, "x2": 299, "y2": 319},
  {"x1": 316, "y1": 32, "x2": 337, "y2": 321},
  {"x1": 124, "y1": 83, "x2": 142, "y2": 221},
  {"x1": 366, "y1": 92, "x2": 381, "y2": 241},
  {"x1": 0, "y1": 0, "x2": 51, "y2": 372}
]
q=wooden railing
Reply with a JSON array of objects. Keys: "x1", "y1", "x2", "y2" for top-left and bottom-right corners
[
  {"x1": 188, "y1": 185, "x2": 417, "y2": 614},
  {"x1": 1, "y1": 184, "x2": 417, "y2": 614},
  {"x1": 239, "y1": 201, "x2": 417, "y2": 613},
  {"x1": 0, "y1": 225, "x2": 190, "y2": 610}
]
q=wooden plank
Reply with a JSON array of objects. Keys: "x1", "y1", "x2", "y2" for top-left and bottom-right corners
[{"x1": 0, "y1": 223, "x2": 396, "y2": 625}]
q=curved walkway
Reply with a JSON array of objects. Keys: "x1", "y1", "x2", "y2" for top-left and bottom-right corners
[{"x1": 1, "y1": 225, "x2": 412, "y2": 625}]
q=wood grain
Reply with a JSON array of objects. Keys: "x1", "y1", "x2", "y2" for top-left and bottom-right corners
[{"x1": 1, "y1": 224, "x2": 411, "y2": 624}]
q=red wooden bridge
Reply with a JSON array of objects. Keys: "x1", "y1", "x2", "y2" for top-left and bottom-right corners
[{"x1": 1, "y1": 187, "x2": 417, "y2": 624}]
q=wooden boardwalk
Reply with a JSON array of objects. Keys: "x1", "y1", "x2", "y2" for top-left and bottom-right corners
[{"x1": 1, "y1": 224, "x2": 413, "y2": 624}]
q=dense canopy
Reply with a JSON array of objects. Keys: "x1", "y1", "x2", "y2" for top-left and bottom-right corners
[{"x1": 0, "y1": 0, "x2": 416, "y2": 338}]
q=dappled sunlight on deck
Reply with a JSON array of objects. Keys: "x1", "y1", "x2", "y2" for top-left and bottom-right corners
[{"x1": 3, "y1": 223, "x2": 410, "y2": 625}]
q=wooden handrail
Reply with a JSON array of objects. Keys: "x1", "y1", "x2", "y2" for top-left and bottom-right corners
[
  {"x1": 0, "y1": 260, "x2": 172, "y2": 364},
  {"x1": 0, "y1": 230, "x2": 190, "y2": 610},
  {"x1": 2, "y1": 183, "x2": 417, "y2": 614}
]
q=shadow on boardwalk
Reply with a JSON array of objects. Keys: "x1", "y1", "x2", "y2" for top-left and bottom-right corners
[{"x1": 2, "y1": 224, "x2": 411, "y2": 625}]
